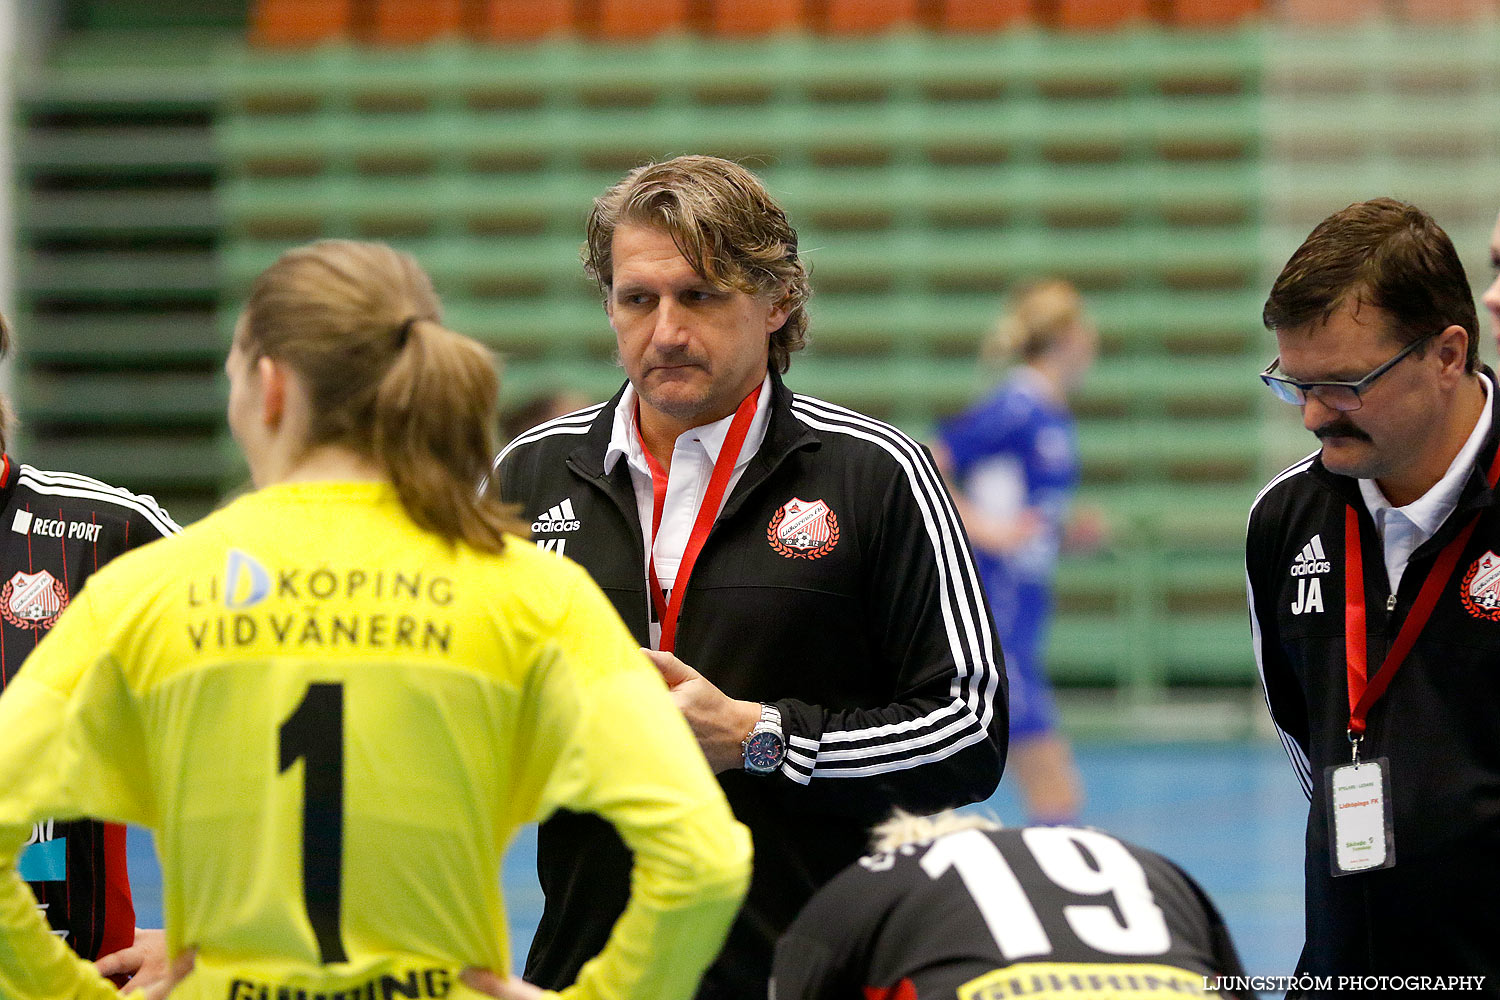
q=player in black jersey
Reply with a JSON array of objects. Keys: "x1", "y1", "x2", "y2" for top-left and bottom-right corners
[
  {"x1": 0, "y1": 314, "x2": 179, "y2": 988},
  {"x1": 772, "y1": 811, "x2": 1250, "y2": 1000}
]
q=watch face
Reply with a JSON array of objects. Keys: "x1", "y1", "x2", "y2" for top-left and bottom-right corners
[{"x1": 744, "y1": 730, "x2": 785, "y2": 772}]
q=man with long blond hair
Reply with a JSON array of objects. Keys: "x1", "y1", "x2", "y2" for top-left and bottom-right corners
[{"x1": 495, "y1": 155, "x2": 1006, "y2": 998}]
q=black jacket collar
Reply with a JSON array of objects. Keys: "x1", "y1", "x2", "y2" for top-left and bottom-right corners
[{"x1": 565, "y1": 368, "x2": 820, "y2": 491}]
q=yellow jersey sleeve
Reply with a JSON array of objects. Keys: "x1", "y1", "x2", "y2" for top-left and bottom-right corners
[
  {"x1": 525, "y1": 566, "x2": 752, "y2": 1000},
  {"x1": 0, "y1": 584, "x2": 151, "y2": 1000},
  {"x1": 0, "y1": 482, "x2": 751, "y2": 1000}
]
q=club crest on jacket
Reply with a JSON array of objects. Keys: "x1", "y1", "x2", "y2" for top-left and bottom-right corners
[
  {"x1": 1, "y1": 570, "x2": 69, "y2": 629},
  {"x1": 768, "y1": 498, "x2": 839, "y2": 560},
  {"x1": 1461, "y1": 551, "x2": 1500, "y2": 621}
]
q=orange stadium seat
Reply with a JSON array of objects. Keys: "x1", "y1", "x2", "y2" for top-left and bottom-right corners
[
  {"x1": 597, "y1": 0, "x2": 695, "y2": 38},
  {"x1": 1275, "y1": 0, "x2": 1376, "y2": 22},
  {"x1": 823, "y1": 0, "x2": 922, "y2": 34},
  {"x1": 478, "y1": 0, "x2": 577, "y2": 40},
  {"x1": 369, "y1": 0, "x2": 465, "y2": 43},
  {"x1": 1169, "y1": 0, "x2": 1263, "y2": 25},
  {"x1": 1397, "y1": 0, "x2": 1496, "y2": 20},
  {"x1": 1054, "y1": 0, "x2": 1153, "y2": 28},
  {"x1": 709, "y1": 0, "x2": 808, "y2": 35},
  {"x1": 937, "y1": 0, "x2": 1033, "y2": 31},
  {"x1": 251, "y1": 0, "x2": 356, "y2": 46}
]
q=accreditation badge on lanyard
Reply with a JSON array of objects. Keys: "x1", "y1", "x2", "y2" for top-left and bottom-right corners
[{"x1": 1329, "y1": 448, "x2": 1500, "y2": 875}]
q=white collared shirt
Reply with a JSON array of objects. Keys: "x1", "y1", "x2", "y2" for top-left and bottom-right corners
[
  {"x1": 1359, "y1": 373, "x2": 1493, "y2": 594},
  {"x1": 604, "y1": 374, "x2": 773, "y2": 608}
]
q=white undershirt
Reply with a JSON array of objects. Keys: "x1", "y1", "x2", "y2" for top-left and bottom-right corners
[
  {"x1": 1358, "y1": 373, "x2": 1493, "y2": 594},
  {"x1": 604, "y1": 375, "x2": 773, "y2": 639}
]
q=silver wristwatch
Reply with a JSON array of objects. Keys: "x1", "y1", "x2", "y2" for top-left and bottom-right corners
[{"x1": 741, "y1": 703, "x2": 787, "y2": 775}]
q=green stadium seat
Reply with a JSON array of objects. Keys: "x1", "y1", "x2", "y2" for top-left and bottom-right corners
[
  {"x1": 1076, "y1": 419, "x2": 1260, "y2": 484},
  {"x1": 23, "y1": 249, "x2": 218, "y2": 302},
  {"x1": 22, "y1": 189, "x2": 218, "y2": 238},
  {"x1": 443, "y1": 299, "x2": 608, "y2": 355},
  {"x1": 1161, "y1": 551, "x2": 1247, "y2": 602},
  {"x1": 803, "y1": 294, "x2": 990, "y2": 358},
  {"x1": 1075, "y1": 356, "x2": 1260, "y2": 419},
  {"x1": 20, "y1": 313, "x2": 226, "y2": 366},
  {"x1": 18, "y1": 55, "x2": 218, "y2": 114},
  {"x1": 18, "y1": 126, "x2": 217, "y2": 175},
  {"x1": 71, "y1": 0, "x2": 245, "y2": 32},
  {"x1": 1086, "y1": 483, "x2": 1254, "y2": 552},
  {"x1": 497, "y1": 358, "x2": 626, "y2": 404},
  {"x1": 221, "y1": 234, "x2": 590, "y2": 298},
  {"x1": 1089, "y1": 288, "x2": 1266, "y2": 355},
  {"x1": 15, "y1": 372, "x2": 225, "y2": 428},
  {"x1": 1159, "y1": 621, "x2": 1254, "y2": 684},
  {"x1": 785, "y1": 356, "x2": 986, "y2": 417},
  {"x1": 1046, "y1": 616, "x2": 1137, "y2": 687}
]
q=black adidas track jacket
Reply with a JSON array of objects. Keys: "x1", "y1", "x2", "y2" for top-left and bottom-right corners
[
  {"x1": 1247, "y1": 371, "x2": 1500, "y2": 988},
  {"x1": 494, "y1": 371, "x2": 1007, "y2": 999}
]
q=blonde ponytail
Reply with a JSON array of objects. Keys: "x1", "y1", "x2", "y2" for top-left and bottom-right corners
[
  {"x1": 373, "y1": 318, "x2": 524, "y2": 550},
  {"x1": 241, "y1": 240, "x2": 527, "y2": 552},
  {"x1": 868, "y1": 808, "x2": 1003, "y2": 853},
  {"x1": 980, "y1": 279, "x2": 1088, "y2": 366}
]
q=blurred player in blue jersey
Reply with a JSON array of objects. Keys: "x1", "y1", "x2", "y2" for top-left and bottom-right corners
[{"x1": 936, "y1": 281, "x2": 1102, "y2": 825}]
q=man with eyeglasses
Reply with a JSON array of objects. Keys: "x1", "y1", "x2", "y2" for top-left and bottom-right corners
[{"x1": 1246, "y1": 197, "x2": 1500, "y2": 989}]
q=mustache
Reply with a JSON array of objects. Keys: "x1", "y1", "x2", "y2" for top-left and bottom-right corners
[
  {"x1": 642, "y1": 346, "x2": 706, "y2": 368},
  {"x1": 1314, "y1": 420, "x2": 1371, "y2": 442}
]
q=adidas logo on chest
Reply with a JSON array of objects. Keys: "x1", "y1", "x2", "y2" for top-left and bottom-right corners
[
  {"x1": 1290, "y1": 533, "x2": 1331, "y2": 577},
  {"x1": 532, "y1": 498, "x2": 581, "y2": 534},
  {"x1": 1290, "y1": 533, "x2": 1329, "y2": 616}
]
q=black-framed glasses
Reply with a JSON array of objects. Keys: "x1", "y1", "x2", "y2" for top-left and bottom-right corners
[{"x1": 1260, "y1": 333, "x2": 1437, "y2": 412}]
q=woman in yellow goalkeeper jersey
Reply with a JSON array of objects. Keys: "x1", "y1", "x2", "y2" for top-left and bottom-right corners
[{"x1": 0, "y1": 240, "x2": 751, "y2": 1000}]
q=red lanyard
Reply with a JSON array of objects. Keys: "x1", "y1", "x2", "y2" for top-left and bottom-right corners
[
  {"x1": 1344, "y1": 446, "x2": 1500, "y2": 739},
  {"x1": 636, "y1": 385, "x2": 761, "y2": 653}
]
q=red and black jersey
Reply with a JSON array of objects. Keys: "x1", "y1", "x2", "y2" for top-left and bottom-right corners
[
  {"x1": 771, "y1": 826, "x2": 1249, "y2": 1000},
  {"x1": 0, "y1": 457, "x2": 179, "y2": 959}
]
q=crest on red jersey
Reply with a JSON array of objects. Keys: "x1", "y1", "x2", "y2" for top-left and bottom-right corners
[
  {"x1": 1461, "y1": 551, "x2": 1500, "y2": 621},
  {"x1": 768, "y1": 498, "x2": 839, "y2": 560},
  {"x1": 1, "y1": 570, "x2": 69, "y2": 629}
]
